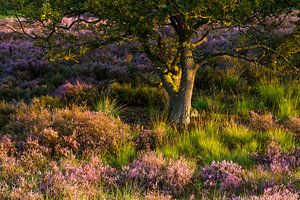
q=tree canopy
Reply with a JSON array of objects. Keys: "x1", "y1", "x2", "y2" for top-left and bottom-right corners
[{"x1": 1, "y1": 0, "x2": 299, "y2": 125}]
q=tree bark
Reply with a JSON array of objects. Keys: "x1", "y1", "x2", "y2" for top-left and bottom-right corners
[{"x1": 168, "y1": 48, "x2": 197, "y2": 126}]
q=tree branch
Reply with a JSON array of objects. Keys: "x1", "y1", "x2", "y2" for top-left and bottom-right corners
[{"x1": 191, "y1": 31, "x2": 209, "y2": 48}]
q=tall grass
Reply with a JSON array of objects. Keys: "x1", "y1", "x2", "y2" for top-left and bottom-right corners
[
  {"x1": 277, "y1": 94, "x2": 300, "y2": 120},
  {"x1": 234, "y1": 97, "x2": 255, "y2": 117},
  {"x1": 94, "y1": 96, "x2": 124, "y2": 117},
  {"x1": 222, "y1": 121, "x2": 254, "y2": 146},
  {"x1": 256, "y1": 80, "x2": 284, "y2": 109},
  {"x1": 192, "y1": 95, "x2": 209, "y2": 111},
  {"x1": 104, "y1": 142, "x2": 136, "y2": 168},
  {"x1": 266, "y1": 128, "x2": 296, "y2": 153}
]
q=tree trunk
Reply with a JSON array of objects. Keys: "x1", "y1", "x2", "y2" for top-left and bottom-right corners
[{"x1": 168, "y1": 48, "x2": 197, "y2": 126}]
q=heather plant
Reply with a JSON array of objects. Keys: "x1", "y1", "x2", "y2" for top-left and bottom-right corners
[
  {"x1": 111, "y1": 83, "x2": 167, "y2": 108},
  {"x1": 285, "y1": 117, "x2": 300, "y2": 135},
  {"x1": 201, "y1": 160, "x2": 245, "y2": 192},
  {"x1": 0, "y1": 101, "x2": 15, "y2": 129},
  {"x1": 42, "y1": 156, "x2": 119, "y2": 199},
  {"x1": 249, "y1": 111, "x2": 274, "y2": 131},
  {"x1": 164, "y1": 157, "x2": 195, "y2": 194},
  {"x1": 4, "y1": 103, "x2": 131, "y2": 156},
  {"x1": 0, "y1": 136, "x2": 48, "y2": 199},
  {"x1": 238, "y1": 186, "x2": 299, "y2": 200},
  {"x1": 144, "y1": 192, "x2": 172, "y2": 200},
  {"x1": 122, "y1": 152, "x2": 195, "y2": 194},
  {"x1": 30, "y1": 96, "x2": 63, "y2": 110},
  {"x1": 256, "y1": 141, "x2": 300, "y2": 174},
  {"x1": 0, "y1": 76, "x2": 29, "y2": 101},
  {"x1": 0, "y1": 3, "x2": 299, "y2": 199},
  {"x1": 54, "y1": 79, "x2": 98, "y2": 106},
  {"x1": 122, "y1": 152, "x2": 166, "y2": 191},
  {"x1": 134, "y1": 129, "x2": 157, "y2": 151},
  {"x1": 0, "y1": 38, "x2": 47, "y2": 73}
]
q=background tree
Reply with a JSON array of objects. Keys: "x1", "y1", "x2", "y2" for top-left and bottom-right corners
[{"x1": 1, "y1": 0, "x2": 298, "y2": 125}]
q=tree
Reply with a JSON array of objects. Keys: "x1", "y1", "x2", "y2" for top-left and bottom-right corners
[{"x1": 2, "y1": 0, "x2": 299, "y2": 125}]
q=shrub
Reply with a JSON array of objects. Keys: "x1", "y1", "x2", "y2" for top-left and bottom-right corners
[
  {"x1": 30, "y1": 96, "x2": 63, "y2": 109},
  {"x1": 134, "y1": 129, "x2": 156, "y2": 151},
  {"x1": 201, "y1": 160, "x2": 245, "y2": 192},
  {"x1": 122, "y1": 152, "x2": 194, "y2": 194},
  {"x1": 54, "y1": 79, "x2": 98, "y2": 105},
  {"x1": 285, "y1": 117, "x2": 300, "y2": 135},
  {"x1": 41, "y1": 156, "x2": 119, "y2": 199},
  {"x1": 111, "y1": 83, "x2": 167, "y2": 107},
  {"x1": 239, "y1": 186, "x2": 299, "y2": 200},
  {"x1": 0, "y1": 136, "x2": 19, "y2": 180},
  {"x1": 256, "y1": 141, "x2": 300, "y2": 174},
  {"x1": 249, "y1": 111, "x2": 274, "y2": 131},
  {"x1": 145, "y1": 192, "x2": 172, "y2": 200},
  {"x1": 0, "y1": 39, "x2": 47, "y2": 73},
  {"x1": 164, "y1": 157, "x2": 195, "y2": 194},
  {"x1": 0, "y1": 135, "x2": 46, "y2": 200},
  {"x1": 0, "y1": 101, "x2": 15, "y2": 129},
  {"x1": 4, "y1": 104, "x2": 131, "y2": 156},
  {"x1": 122, "y1": 152, "x2": 166, "y2": 190}
]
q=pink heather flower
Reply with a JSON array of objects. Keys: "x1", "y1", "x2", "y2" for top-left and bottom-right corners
[
  {"x1": 42, "y1": 156, "x2": 118, "y2": 198},
  {"x1": 122, "y1": 152, "x2": 165, "y2": 190},
  {"x1": 259, "y1": 142, "x2": 300, "y2": 174},
  {"x1": 201, "y1": 160, "x2": 245, "y2": 192},
  {"x1": 164, "y1": 158, "x2": 195, "y2": 193},
  {"x1": 123, "y1": 152, "x2": 194, "y2": 194},
  {"x1": 237, "y1": 186, "x2": 299, "y2": 200},
  {"x1": 54, "y1": 79, "x2": 93, "y2": 98}
]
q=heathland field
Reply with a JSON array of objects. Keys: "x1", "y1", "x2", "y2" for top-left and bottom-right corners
[{"x1": 0, "y1": 6, "x2": 299, "y2": 200}]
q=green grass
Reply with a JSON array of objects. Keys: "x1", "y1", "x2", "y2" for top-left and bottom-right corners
[
  {"x1": 94, "y1": 96, "x2": 124, "y2": 117},
  {"x1": 192, "y1": 95, "x2": 209, "y2": 111},
  {"x1": 108, "y1": 142, "x2": 136, "y2": 168},
  {"x1": 266, "y1": 128, "x2": 296, "y2": 153},
  {"x1": 277, "y1": 94, "x2": 300, "y2": 120},
  {"x1": 235, "y1": 97, "x2": 255, "y2": 117},
  {"x1": 222, "y1": 121, "x2": 254, "y2": 146},
  {"x1": 158, "y1": 117, "x2": 274, "y2": 167},
  {"x1": 111, "y1": 83, "x2": 167, "y2": 107},
  {"x1": 256, "y1": 80, "x2": 285, "y2": 109}
]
